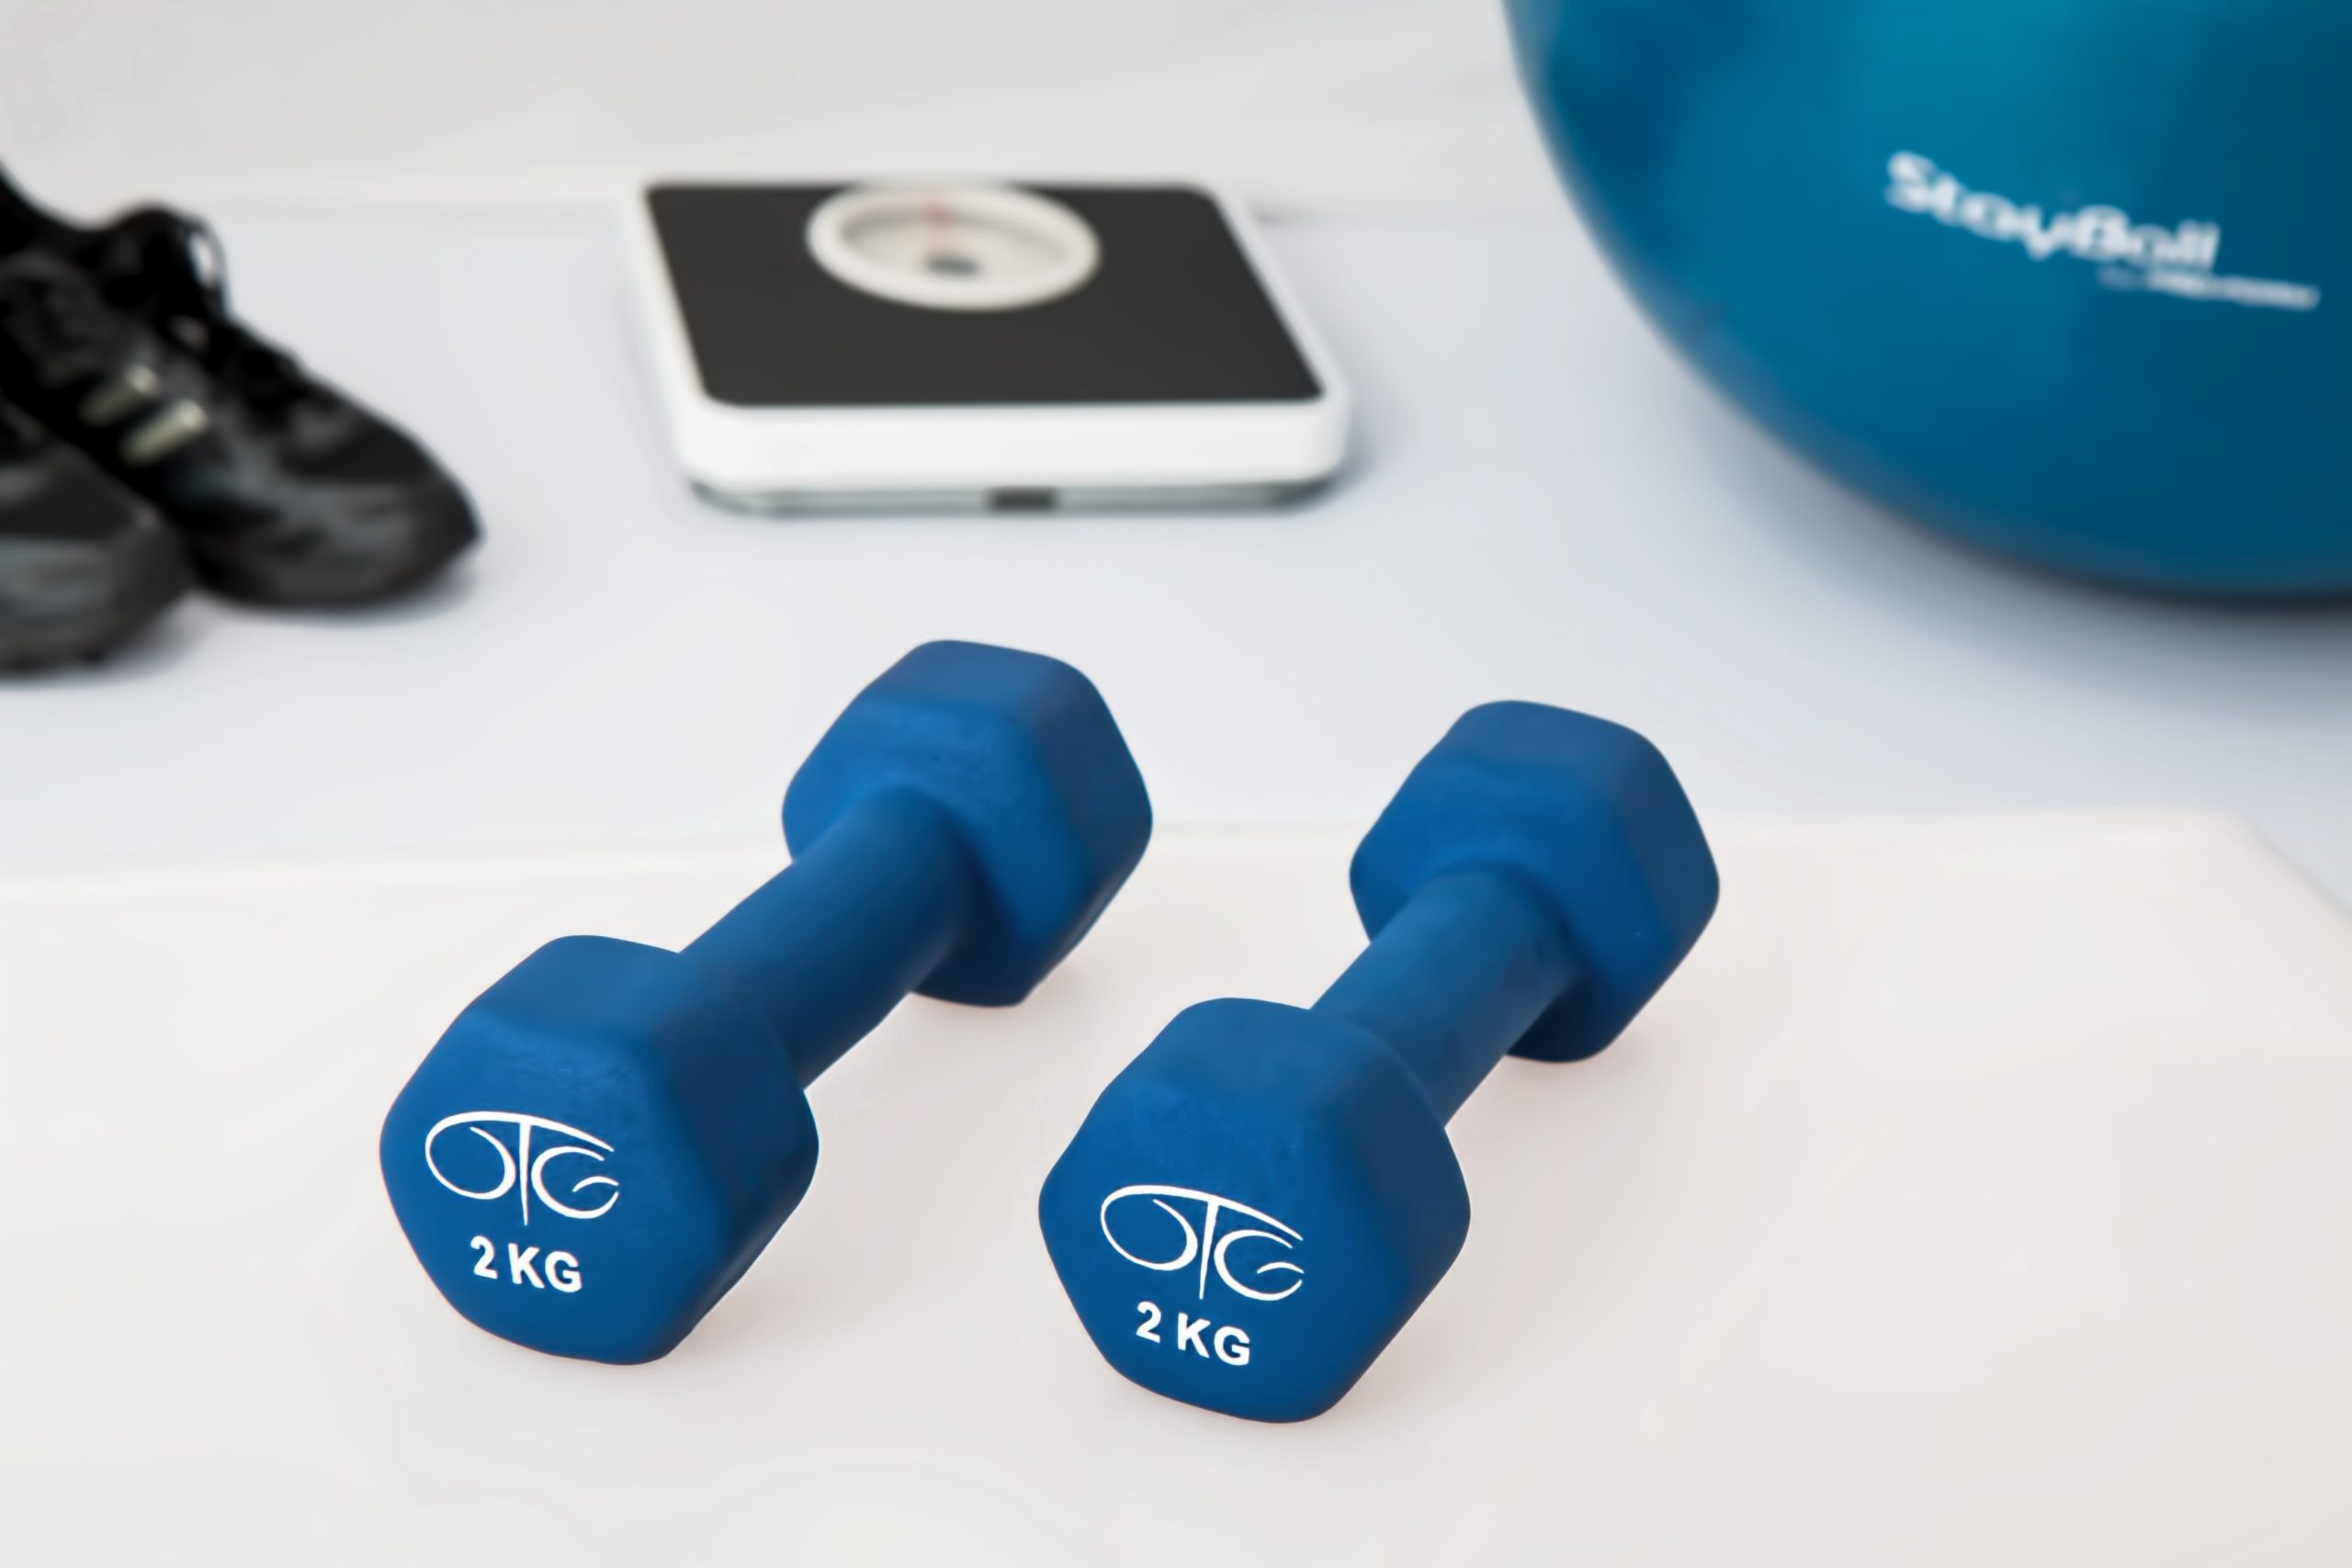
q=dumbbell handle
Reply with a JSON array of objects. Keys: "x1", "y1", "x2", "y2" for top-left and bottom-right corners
[
  {"x1": 1311, "y1": 868, "x2": 1580, "y2": 1122},
  {"x1": 681, "y1": 789, "x2": 978, "y2": 1089}
]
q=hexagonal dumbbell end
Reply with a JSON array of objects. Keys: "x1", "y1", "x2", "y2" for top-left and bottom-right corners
[
  {"x1": 1040, "y1": 701, "x2": 1715, "y2": 1420},
  {"x1": 383, "y1": 641, "x2": 1151, "y2": 1363}
]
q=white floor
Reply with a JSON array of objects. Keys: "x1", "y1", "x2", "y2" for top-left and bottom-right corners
[{"x1": 3, "y1": 207, "x2": 2349, "y2": 906}]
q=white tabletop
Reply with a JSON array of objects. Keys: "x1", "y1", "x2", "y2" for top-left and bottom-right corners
[
  {"x1": 6, "y1": 818, "x2": 2347, "y2": 1564},
  {"x1": 3, "y1": 206, "x2": 2348, "y2": 903}
]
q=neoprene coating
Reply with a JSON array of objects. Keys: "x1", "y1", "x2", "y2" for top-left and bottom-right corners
[
  {"x1": 381, "y1": 641, "x2": 1151, "y2": 1363},
  {"x1": 1041, "y1": 701, "x2": 1716, "y2": 1421}
]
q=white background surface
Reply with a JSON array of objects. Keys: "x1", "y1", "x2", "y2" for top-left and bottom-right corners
[
  {"x1": 1, "y1": 209, "x2": 2348, "y2": 905},
  {"x1": 0, "y1": 1, "x2": 1558, "y2": 218},
  {"x1": 3, "y1": 818, "x2": 2347, "y2": 1562}
]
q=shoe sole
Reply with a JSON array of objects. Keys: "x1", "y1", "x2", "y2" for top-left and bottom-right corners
[
  {"x1": 191, "y1": 479, "x2": 481, "y2": 608},
  {"x1": 0, "y1": 522, "x2": 192, "y2": 672}
]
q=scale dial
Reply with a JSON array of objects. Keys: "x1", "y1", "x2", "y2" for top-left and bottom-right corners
[{"x1": 804, "y1": 184, "x2": 1102, "y2": 311}]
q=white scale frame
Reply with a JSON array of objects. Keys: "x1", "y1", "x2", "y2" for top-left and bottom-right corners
[{"x1": 620, "y1": 180, "x2": 1351, "y2": 512}]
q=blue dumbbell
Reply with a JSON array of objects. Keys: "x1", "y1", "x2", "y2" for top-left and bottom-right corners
[
  {"x1": 382, "y1": 641, "x2": 1151, "y2": 1362},
  {"x1": 1039, "y1": 702, "x2": 1717, "y2": 1420}
]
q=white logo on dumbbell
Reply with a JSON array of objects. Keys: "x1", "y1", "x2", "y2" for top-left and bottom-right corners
[
  {"x1": 1100, "y1": 1184, "x2": 1304, "y2": 1303},
  {"x1": 424, "y1": 1111, "x2": 621, "y2": 1225}
]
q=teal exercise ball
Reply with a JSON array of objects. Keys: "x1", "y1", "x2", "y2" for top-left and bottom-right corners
[{"x1": 1504, "y1": 0, "x2": 2352, "y2": 598}]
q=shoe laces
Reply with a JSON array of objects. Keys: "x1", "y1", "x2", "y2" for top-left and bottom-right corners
[
  {"x1": 0, "y1": 258, "x2": 136, "y2": 383},
  {"x1": 89, "y1": 209, "x2": 316, "y2": 416}
]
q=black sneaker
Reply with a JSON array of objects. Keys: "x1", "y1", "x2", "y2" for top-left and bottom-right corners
[
  {"x1": 0, "y1": 395, "x2": 189, "y2": 671},
  {"x1": 0, "y1": 173, "x2": 477, "y2": 606}
]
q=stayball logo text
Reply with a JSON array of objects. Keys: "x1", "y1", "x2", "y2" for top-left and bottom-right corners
[
  {"x1": 1098, "y1": 1184, "x2": 1305, "y2": 1370},
  {"x1": 424, "y1": 1111, "x2": 621, "y2": 1294},
  {"x1": 1885, "y1": 151, "x2": 2322, "y2": 313}
]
